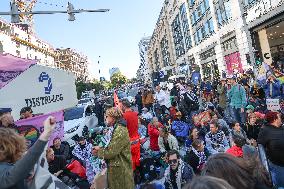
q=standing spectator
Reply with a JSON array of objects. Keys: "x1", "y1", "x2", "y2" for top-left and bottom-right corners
[
  {"x1": 52, "y1": 137, "x2": 70, "y2": 160},
  {"x1": 164, "y1": 150, "x2": 194, "y2": 189},
  {"x1": 72, "y1": 137, "x2": 92, "y2": 167},
  {"x1": 205, "y1": 120, "x2": 229, "y2": 154},
  {"x1": 0, "y1": 108, "x2": 16, "y2": 129},
  {"x1": 169, "y1": 101, "x2": 178, "y2": 121},
  {"x1": 19, "y1": 107, "x2": 34, "y2": 119},
  {"x1": 141, "y1": 107, "x2": 153, "y2": 122},
  {"x1": 136, "y1": 90, "x2": 143, "y2": 114},
  {"x1": 263, "y1": 74, "x2": 281, "y2": 99},
  {"x1": 155, "y1": 85, "x2": 168, "y2": 114},
  {"x1": 217, "y1": 78, "x2": 227, "y2": 115},
  {"x1": 92, "y1": 107, "x2": 134, "y2": 189},
  {"x1": 179, "y1": 84, "x2": 199, "y2": 121},
  {"x1": 142, "y1": 88, "x2": 155, "y2": 111},
  {"x1": 0, "y1": 116, "x2": 56, "y2": 189},
  {"x1": 148, "y1": 117, "x2": 163, "y2": 153},
  {"x1": 184, "y1": 139, "x2": 208, "y2": 175},
  {"x1": 258, "y1": 111, "x2": 284, "y2": 188},
  {"x1": 227, "y1": 75, "x2": 247, "y2": 125},
  {"x1": 121, "y1": 99, "x2": 141, "y2": 170},
  {"x1": 138, "y1": 117, "x2": 147, "y2": 138},
  {"x1": 158, "y1": 127, "x2": 179, "y2": 154}
]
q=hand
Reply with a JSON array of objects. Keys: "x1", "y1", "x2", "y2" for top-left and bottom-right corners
[
  {"x1": 240, "y1": 108, "x2": 244, "y2": 113},
  {"x1": 54, "y1": 170, "x2": 63, "y2": 177},
  {"x1": 39, "y1": 116, "x2": 56, "y2": 141}
]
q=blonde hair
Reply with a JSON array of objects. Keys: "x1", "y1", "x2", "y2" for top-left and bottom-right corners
[
  {"x1": 0, "y1": 128, "x2": 27, "y2": 163},
  {"x1": 105, "y1": 107, "x2": 123, "y2": 122}
]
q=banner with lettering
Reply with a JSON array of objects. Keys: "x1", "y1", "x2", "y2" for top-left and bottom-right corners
[
  {"x1": 15, "y1": 110, "x2": 64, "y2": 147},
  {"x1": 0, "y1": 53, "x2": 36, "y2": 89},
  {"x1": 266, "y1": 99, "x2": 280, "y2": 111},
  {"x1": 0, "y1": 64, "x2": 77, "y2": 120}
]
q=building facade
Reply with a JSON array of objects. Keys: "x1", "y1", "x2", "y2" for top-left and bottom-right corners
[
  {"x1": 137, "y1": 37, "x2": 151, "y2": 83},
  {"x1": 54, "y1": 48, "x2": 90, "y2": 81},
  {"x1": 0, "y1": 18, "x2": 56, "y2": 67},
  {"x1": 147, "y1": 0, "x2": 284, "y2": 81}
]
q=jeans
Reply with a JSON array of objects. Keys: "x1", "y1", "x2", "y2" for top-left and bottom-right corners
[
  {"x1": 269, "y1": 160, "x2": 284, "y2": 188},
  {"x1": 232, "y1": 107, "x2": 245, "y2": 125}
]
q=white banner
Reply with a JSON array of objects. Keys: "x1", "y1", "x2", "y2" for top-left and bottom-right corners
[
  {"x1": 266, "y1": 99, "x2": 280, "y2": 111},
  {"x1": 0, "y1": 65, "x2": 78, "y2": 120}
]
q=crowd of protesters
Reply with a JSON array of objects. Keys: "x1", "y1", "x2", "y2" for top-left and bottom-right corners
[{"x1": 0, "y1": 71, "x2": 284, "y2": 189}]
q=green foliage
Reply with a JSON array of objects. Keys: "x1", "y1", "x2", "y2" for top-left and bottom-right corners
[{"x1": 110, "y1": 72, "x2": 128, "y2": 87}]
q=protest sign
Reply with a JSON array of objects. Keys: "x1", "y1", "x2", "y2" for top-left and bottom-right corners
[{"x1": 266, "y1": 99, "x2": 280, "y2": 111}]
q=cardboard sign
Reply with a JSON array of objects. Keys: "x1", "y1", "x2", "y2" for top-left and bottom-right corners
[
  {"x1": 193, "y1": 111, "x2": 211, "y2": 125},
  {"x1": 0, "y1": 64, "x2": 78, "y2": 120},
  {"x1": 266, "y1": 99, "x2": 280, "y2": 111}
]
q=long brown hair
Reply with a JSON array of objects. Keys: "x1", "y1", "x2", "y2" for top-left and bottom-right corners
[
  {"x1": 202, "y1": 153, "x2": 255, "y2": 189},
  {"x1": 0, "y1": 128, "x2": 27, "y2": 163}
]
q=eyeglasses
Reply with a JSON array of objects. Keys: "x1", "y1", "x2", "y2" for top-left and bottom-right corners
[{"x1": 168, "y1": 159, "x2": 178, "y2": 165}]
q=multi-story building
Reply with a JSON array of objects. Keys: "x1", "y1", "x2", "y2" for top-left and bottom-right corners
[
  {"x1": 137, "y1": 37, "x2": 151, "y2": 83},
  {"x1": 0, "y1": 18, "x2": 56, "y2": 67},
  {"x1": 54, "y1": 48, "x2": 90, "y2": 81},
  {"x1": 147, "y1": 0, "x2": 284, "y2": 81}
]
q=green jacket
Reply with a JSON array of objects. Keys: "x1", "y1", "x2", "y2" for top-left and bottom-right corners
[
  {"x1": 227, "y1": 84, "x2": 247, "y2": 109},
  {"x1": 97, "y1": 124, "x2": 134, "y2": 189}
]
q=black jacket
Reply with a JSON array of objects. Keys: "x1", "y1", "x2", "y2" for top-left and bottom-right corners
[
  {"x1": 258, "y1": 125, "x2": 284, "y2": 166},
  {"x1": 244, "y1": 122, "x2": 261, "y2": 140}
]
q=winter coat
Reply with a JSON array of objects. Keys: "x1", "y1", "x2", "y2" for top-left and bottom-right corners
[
  {"x1": 205, "y1": 130, "x2": 230, "y2": 154},
  {"x1": 158, "y1": 134, "x2": 179, "y2": 153},
  {"x1": 217, "y1": 84, "x2": 227, "y2": 109},
  {"x1": 148, "y1": 122, "x2": 163, "y2": 151},
  {"x1": 227, "y1": 84, "x2": 247, "y2": 109},
  {"x1": 142, "y1": 93, "x2": 154, "y2": 106},
  {"x1": 226, "y1": 146, "x2": 243, "y2": 157},
  {"x1": 171, "y1": 120, "x2": 191, "y2": 138},
  {"x1": 244, "y1": 122, "x2": 261, "y2": 141},
  {"x1": 164, "y1": 159, "x2": 194, "y2": 189},
  {"x1": 258, "y1": 124, "x2": 284, "y2": 166},
  {"x1": 184, "y1": 148, "x2": 209, "y2": 174},
  {"x1": 97, "y1": 124, "x2": 134, "y2": 189},
  {"x1": 263, "y1": 80, "x2": 281, "y2": 99}
]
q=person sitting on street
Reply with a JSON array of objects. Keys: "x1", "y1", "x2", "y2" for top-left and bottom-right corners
[
  {"x1": 164, "y1": 150, "x2": 194, "y2": 189},
  {"x1": 141, "y1": 107, "x2": 153, "y2": 122},
  {"x1": 226, "y1": 134, "x2": 246, "y2": 158},
  {"x1": 148, "y1": 117, "x2": 164, "y2": 154},
  {"x1": 158, "y1": 127, "x2": 179, "y2": 154},
  {"x1": 205, "y1": 120, "x2": 229, "y2": 154},
  {"x1": 184, "y1": 139, "x2": 208, "y2": 175},
  {"x1": 72, "y1": 137, "x2": 92, "y2": 167},
  {"x1": 244, "y1": 113, "x2": 261, "y2": 146},
  {"x1": 171, "y1": 111, "x2": 192, "y2": 143},
  {"x1": 184, "y1": 176, "x2": 235, "y2": 189},
  {"x1": 52, "y1": 137, "x2": 70, "y2": 160}
]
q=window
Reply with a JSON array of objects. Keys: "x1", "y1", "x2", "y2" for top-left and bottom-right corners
[
  {"x1": 204, "y1": 0, "x2": 210, "y2": 10},
  {"x1": 180, "y1": 3, "x2": 192, "y2": 50},
  {"x1": 154, "y1": 49, "x2": 160, "y2": 70},
  {"x1": 216, "y1": 9, "x2": 222, "y2": 26},
  {"x1": 215, "y1": 1, "x2": 232, "y2": 27},
  {"x1": 161, "y1": 36, "x2": 171, "y2": 67},
  {"x1": 188, "y1": 0, "x2": 195, "y2": 7},
  {"x1": 172, "y1": 14, "x2": 185, "y2": 58},
  {"x1": 194, "y1": 32, "x2": 199, "y2": 45},
  {"x1": 224, "y1": 1, "x2": 232, "y2": 19},
  {"x1": 204, "y1": 21, "x2": 210, "y2": 35},
  {"x1": 209, "y1": 18, "x2": 214, "y2": 33}
]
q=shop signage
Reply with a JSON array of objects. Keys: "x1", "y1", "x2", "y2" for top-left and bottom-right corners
[
  {"x1": 264, "y1": 53, "x2": 271, "y2": 59},
  {"x1": 266, "y1": 99, "x2": 280, "y2": 111},
  {"x1": 0, "y1": 65, "x2": 78, "y2": 120},
  {"x1": 246, "y1": 0, "x2": 283, "y2": 23}
]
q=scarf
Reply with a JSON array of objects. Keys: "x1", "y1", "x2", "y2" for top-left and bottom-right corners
[
  {"x1": 86, "y1": 126, "x2": 115, "y2": 183},
  {"x1": 165, "y1": 159, "x2": 185, "y2": 189},
  {"x1": 192, "y1": 147, "x2": 206, "y2": 168},
  {"x1": 207, "y1": 130, "x2": 225, "y2": 151}
]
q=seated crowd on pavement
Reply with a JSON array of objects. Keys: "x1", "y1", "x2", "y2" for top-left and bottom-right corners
[{"x1": 0, "y1": 72, "x2": 284, "y2": 189}]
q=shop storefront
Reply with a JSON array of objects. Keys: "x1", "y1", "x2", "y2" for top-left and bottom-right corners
[{"x1": 200, "y1": 47, "x2": 220, "y2": 80}]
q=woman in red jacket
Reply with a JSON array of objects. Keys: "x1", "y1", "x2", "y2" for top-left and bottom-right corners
[{"x1": 148, "y1": 117, "x2": 164, "y2": 153}]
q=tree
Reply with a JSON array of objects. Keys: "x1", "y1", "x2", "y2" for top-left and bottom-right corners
[
  {"x1": 76, "y1": 81, "x2": 93, "y2": 99},
  {"x1": 110, "y1": 72, "x2": 128, "y2": 87}
]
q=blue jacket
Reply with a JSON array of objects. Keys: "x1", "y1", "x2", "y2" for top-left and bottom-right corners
[
  {"x1": 263, "y1": 80, "x2": 281, "y2": 99},
  {"x1": 171, "y1": 120, "x2": 192, "y2": 138}
]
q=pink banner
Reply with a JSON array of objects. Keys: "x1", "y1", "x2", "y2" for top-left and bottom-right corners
[
  {"x1": 225, "y1": 52, "x2": 243, "y2": 75},
  {"x1": 0, "y1": 53, "x2": 36, "y2": 89},
  {"x1": 15, "y1": 110, "x2": 64, "y2": 147}
]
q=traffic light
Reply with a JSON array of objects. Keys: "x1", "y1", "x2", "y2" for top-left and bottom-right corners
[
  {"x1": 67, "y1": 2, "x2": 75, "y2": 21},
  {"x1": 10, "y1": 0, "x2": 20, "y2": 23},
  {"x1": 254, "y1": 51, "x2": 262, "y2": 66}
]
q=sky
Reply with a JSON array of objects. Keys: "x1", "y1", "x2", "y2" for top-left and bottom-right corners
[{"x1": 0, "y1": 0, "x2": 163, "y2": 80}]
